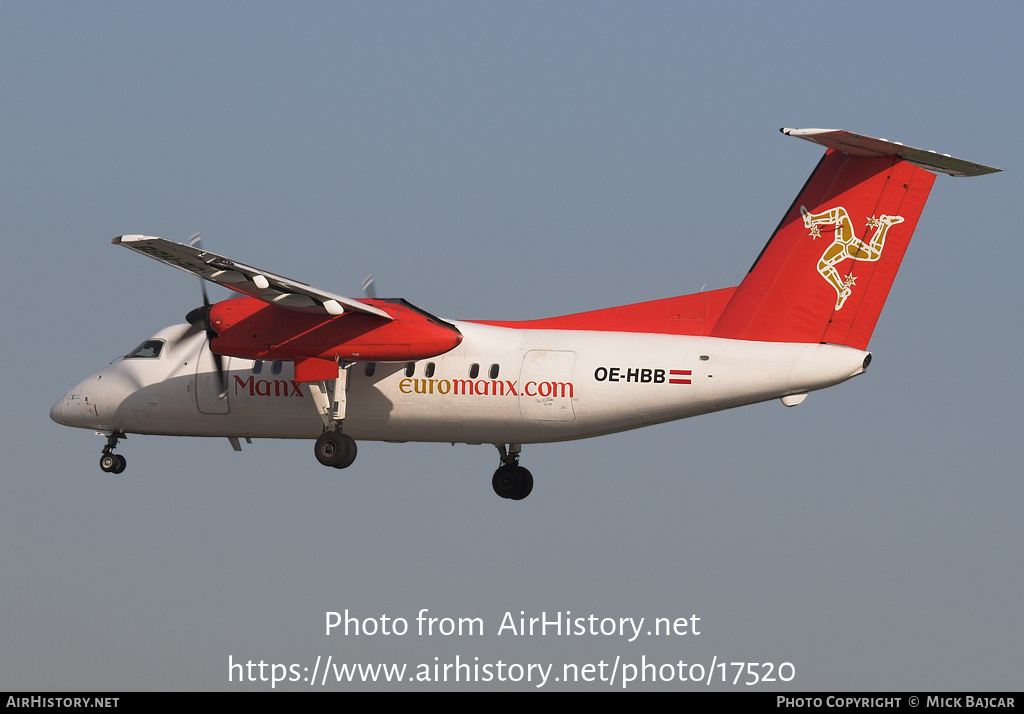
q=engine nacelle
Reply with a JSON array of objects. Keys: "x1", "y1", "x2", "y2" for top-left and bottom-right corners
[{"x1": 208, "y1": 296, "x2": 462, "y2": 369}]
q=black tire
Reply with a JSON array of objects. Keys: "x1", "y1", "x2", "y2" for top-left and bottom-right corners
[
  {"x1": 314, "y1": 432, "x2": 345, "y2": 467},
  {"x1": 332, "y1": 434, "x2": 357, "y2": 469},
  {"x1": 100, "y1": 454, "x2": 117, "y2": 473},
  {"x1": 510, "y1": 466, "x2": 533, "y2": 500},
  {"x1": 111, "y1": 454, "x2": 127, "y2": 474},
  {"x1": 492, "y1": 465, "x2": 517, "y2": 499}
]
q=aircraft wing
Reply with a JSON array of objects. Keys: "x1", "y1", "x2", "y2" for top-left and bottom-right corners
[{"x1": 113, "y1": 235, "x2": 392, "y2": 320}]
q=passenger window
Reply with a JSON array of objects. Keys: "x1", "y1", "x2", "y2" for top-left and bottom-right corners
[
  {"x1": 425, "y1": 362, "x2": 435, "y2": 378},
  {"x1": 272, "y1": 361, "x2": 282, "y2": 375},
  {"x1": 405, "y1": 362, "x2": 415, "y2": 377},
  {"x1": 125, "y1": 340, "x2": 164, "y2": 359},
  {"x1": 252, "y1": 360, "x2": 263, "y2": 374},
  {"x1": 364, "y1": 362, "x2": 376, "y2": 377},
  {"x1": 489, "y1": 364, "x2": 500, "y2": 379},
  {"x1": 469, "y1": 363, "x2": 479, "y2": 379}
]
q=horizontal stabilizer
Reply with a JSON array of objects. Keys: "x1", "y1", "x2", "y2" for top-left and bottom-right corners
[{"x1": 781, "y1": 128, "x2": 1000, "y2": 177}]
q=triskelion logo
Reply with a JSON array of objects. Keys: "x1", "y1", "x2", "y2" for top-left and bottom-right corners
[{"x1": 800, "y1": 205, "x2": 904, "y2": 310}]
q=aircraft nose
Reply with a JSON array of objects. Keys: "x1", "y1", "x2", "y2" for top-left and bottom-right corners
[
  {"x1": 53, "y1": 364, "x2": 150, "y2": 431},
  {"x1": 49, "y1": 395, "x2": 66, "y2": 425},
  {"x1": 50, "y1": 377, "x2": 113, "y2": 429},
  {"x1": 50, "y1": 384, "x2": 86, "y2": 426}
]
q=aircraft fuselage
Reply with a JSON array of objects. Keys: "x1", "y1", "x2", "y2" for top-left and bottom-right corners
[{"x1": 52, "y1": 320, "x2": 868, "y2": 446}]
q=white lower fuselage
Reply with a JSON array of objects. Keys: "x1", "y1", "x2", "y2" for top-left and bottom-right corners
[{"x1": 52, "y1": 321, "x2": 869, "y2": 445}]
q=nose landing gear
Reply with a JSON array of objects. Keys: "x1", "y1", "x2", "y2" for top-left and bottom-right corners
[
  {"x1": 492, "y1": 444, "x2": 533, "y2": 500},
  {"x1": 99, "y1": 431, "x2": 127, "y2": 474}
]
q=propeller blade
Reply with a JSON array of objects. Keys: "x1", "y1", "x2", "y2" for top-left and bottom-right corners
[
  {"x1": 211, "y1": 350, "x2": 228, "y2": 399},
  {"x1": 182, "y1": 234, "x2": 227, "y2": 398},
  {"x1": 188, "y1": 233, "x2": 212, "y2": 308},
  {"x1": 362, "y1": 274, "x2": 377, "y2": 299}
]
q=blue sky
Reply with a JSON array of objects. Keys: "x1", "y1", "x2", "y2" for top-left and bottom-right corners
[{"x1": 2, "y1": 1, "x2": 1021, "y2": 690}]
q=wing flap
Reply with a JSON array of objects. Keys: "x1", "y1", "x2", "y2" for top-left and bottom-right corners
[{"x1": 113, "y1": 235, "x2": 392, "y2": 320}]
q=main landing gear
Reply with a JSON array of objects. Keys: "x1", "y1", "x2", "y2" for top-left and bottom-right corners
[
  {"x1": 308, "y1": 362, "x2": 358, "y2": 470},
  {"x1": 99, "y1": 431, "x2": 127, "y2": 474},
  {"x1": 492, "y1": 444, "x2": 533, "y2": 500},
  {"x1": 314, "y1": 431, "x2": 357, "y2": 469}
]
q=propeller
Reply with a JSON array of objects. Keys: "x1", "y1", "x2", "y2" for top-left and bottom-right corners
[
  {"x1": 184, "y1": 232, "x2": 228, "y2": 398},
  {"x1": 362, "y1": 274, "x2": 377, "y2": 300}
]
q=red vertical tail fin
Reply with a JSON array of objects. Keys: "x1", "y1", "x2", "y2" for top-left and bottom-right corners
[{"x1": 710, "y1": 128, "x2": 997, "y2": 350}]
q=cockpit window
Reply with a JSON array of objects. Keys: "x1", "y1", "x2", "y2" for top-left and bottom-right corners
[{"x1": 125, "y1": 340, "x2": 164, "y2": 359}]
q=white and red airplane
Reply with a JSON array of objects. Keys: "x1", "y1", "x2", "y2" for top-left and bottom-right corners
[{"x1": 50, "y1": 128, "x2": 998, "y2": 500}]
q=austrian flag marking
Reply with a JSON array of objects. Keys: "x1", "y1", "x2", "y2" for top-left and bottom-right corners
[{"x1": 669, "y1": 369, "x2": 692, "y2": 385}]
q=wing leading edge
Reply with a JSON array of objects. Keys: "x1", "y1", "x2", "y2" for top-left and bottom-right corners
[{"x1": 113, "y1": 235, "x2": 392, "y2": 320}]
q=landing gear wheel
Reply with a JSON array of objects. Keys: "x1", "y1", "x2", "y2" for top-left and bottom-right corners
[
  {"x1": 315, "y1": 432, "x2": 343, "y2": 467},
  {"x1": 99, "y1": 431, "x2": 127, "y2": 473},
  {"x1": 332, "y1": 435, "x2": 357, "y2": 469},
  {"x1": 100, "y1": 453, "x2": 126, "y2": 474},
  {"x1": 492, "y1": 465, "x2": 533, "y2": 500},
  {"x1": 492, "y1": 465, "x2": 515, "y2": 498},
  {"x1": 512, "y1": 466, "x2": 533, "y2": 500},
  {"x1": 315, "y1": 431, "x2": 357, "y2": 469}
]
